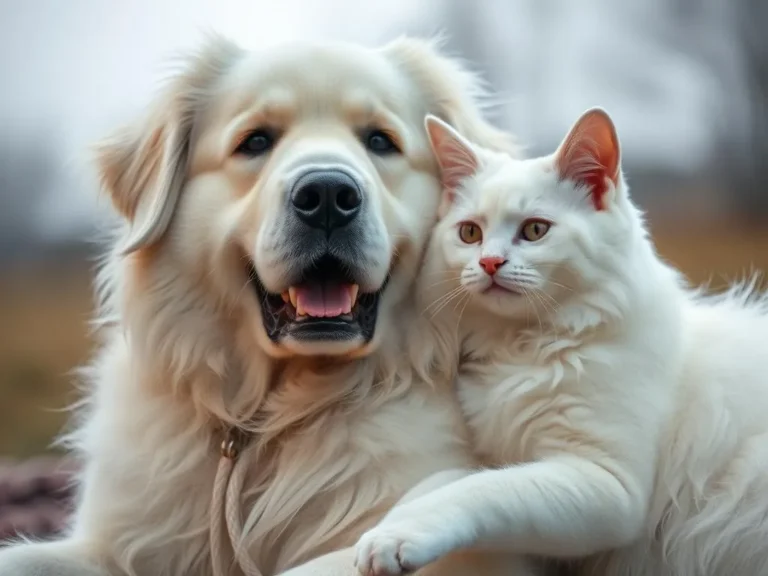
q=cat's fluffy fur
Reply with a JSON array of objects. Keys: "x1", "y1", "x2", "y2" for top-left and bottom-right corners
[{"x1": 354, "y1": 110, "x2": 768, "y2": 576}]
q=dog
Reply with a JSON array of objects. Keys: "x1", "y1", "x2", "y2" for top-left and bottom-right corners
[{"x1": 0, "y1": 34, "x2": 532, "y2": 576}]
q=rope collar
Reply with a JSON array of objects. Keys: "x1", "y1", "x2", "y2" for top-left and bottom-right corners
[{"x1": 210, "y1": 427, "x2": 262, "y2": 576}]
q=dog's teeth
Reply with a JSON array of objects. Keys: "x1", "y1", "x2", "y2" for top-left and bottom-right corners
[
  {"x1": 349, "y1": 284, "x2": 359, "y2": 306},
  {"x1": 281, "y1": 292, "x2": 290, "y2": 303},
  {"x1": 296, "y1": 303, "x2": 306, "y2": 317},
  {"x1": 288, "y1": 287, "x2": 298, "y2": 309}
]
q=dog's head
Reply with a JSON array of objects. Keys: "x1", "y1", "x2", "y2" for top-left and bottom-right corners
[{"x1": 97, "y1": 36, "x2": 514, "y2": 361}]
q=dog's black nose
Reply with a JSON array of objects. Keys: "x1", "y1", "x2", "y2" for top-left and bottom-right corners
[{"x1": 290, "y1": 170, "x2": 363, "y2": 233}]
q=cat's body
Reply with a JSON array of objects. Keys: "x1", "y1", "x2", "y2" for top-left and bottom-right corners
[
  {"x1": 586, "y1": 288, "x2": 768, "y2": 575},
  {"x1": 457, "y1": 281, "x2": 768, "y2": 576},
  {"x1": 354, "y1": 111, "x2": 768, "y2": 576}
]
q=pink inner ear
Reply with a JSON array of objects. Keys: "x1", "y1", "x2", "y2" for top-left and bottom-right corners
[
  {"x1": 426, "y1": 119, "x2": 478, "y2": 194},
  {"x1": 440, "y1": 149, "x2": 478, "y2": 192},
  {"x1": 556, "y1": 112, "x2": 620, "y2": 211}
]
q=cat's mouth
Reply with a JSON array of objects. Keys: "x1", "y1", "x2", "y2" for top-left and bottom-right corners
[{"x1": 483, "y1": 282, "x2": 523, "y2": 296}]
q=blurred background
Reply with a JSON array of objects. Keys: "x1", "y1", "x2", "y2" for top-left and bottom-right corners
[{"x1": 1, "y1": 0, "x2": 767, "y2": 462}]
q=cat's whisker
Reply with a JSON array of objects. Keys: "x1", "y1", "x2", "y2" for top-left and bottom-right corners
[
  {"x1": 429, "y1": 290, "x2": 468, "y2": 319},
  {"x1": 430, "y1": 285, "x2": 470, "y2": 316},
  {"x1": 526, "y1": 287, "x2": 556, "y2": 329},
  {"x1": 530, "y1": 289, "x2": 560, "y2": 334},
  {"x1": 530, "y1": 289, "x2": 550, "y2": 327},
  {"x1": 521, "y1": 288, "x2": 545, "y2": 335},
  {"x1": 542, "y1": 280, "x2": 574, "y2": 293},
  {"x1": 423, "y1": 276, "x2": 465, "y2": 290},
  {"x1": 506, "y1": 270, "x2": 574, "y2": 294},
  {"x1": 430, "y1": 283, "x2": 465, "y2": 302},
  {"x1": 424, "y1": 287, "x2": 463, "y2": 313},
  {"x1": 453, "y1": 290, "x2": 471, "y2": 314},
  {"x1": 420, "y1": 270, "x2": 463, "y2": 279},
  {"x1": 454, "y1": 291, "x2": 473, "y2": 331},
  {"x1": 532, "y1": 288, "x2": 561, "y2": 312},
  {"x1": 424, "y1": 285, "x2": 467, "y2": 318}
]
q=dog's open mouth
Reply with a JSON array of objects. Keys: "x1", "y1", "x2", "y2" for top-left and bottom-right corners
[
  {"x1": 247, "y1": 255, "x2": 386, "y2": 345},
  {"x1": 281, "y1": 283, "x2": 359, "y2": 319}
]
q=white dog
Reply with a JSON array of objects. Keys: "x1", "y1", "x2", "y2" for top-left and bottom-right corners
[{"x1": 0, "y1": 35, "x2": 536, "y2": 576}]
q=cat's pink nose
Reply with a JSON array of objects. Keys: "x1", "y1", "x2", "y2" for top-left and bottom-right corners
[{"x1": 479, "y1": 256, "x2": 507, "y2": 276}]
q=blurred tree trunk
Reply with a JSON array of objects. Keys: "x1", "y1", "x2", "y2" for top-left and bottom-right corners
[
  {"x1": 0, "y1": 133, "x2": 57, "y2": 254},
  {"x1": 735, "y1": 0, "x2": 768, "y2": 220}
]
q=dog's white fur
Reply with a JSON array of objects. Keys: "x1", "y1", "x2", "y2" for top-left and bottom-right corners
[
  {"x1": 354, "y1": 110, "x2": 768, "y2": 576},
  {"x1": 0, "y1": 35, "x2": 534, "y2": 576}
]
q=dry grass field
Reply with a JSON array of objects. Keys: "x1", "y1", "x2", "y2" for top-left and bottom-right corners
[
  {"x1": 0, "y1": 259, "x2": 93, "y2": 457},
  {"x1": 1, "y1": 220, "x2": 767, "y2": 458}
]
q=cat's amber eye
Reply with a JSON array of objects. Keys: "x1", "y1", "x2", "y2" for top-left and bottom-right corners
[
  {"x1": 458, "y1": 222, "x2": 483, "y2": 244},
  {"x1": 520, "y1": 219, "x2": 551, "y2": 242}
]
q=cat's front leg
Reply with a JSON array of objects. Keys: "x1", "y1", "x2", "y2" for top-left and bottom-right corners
[
  {"x1": 354, "y1": 487, "x2": 480, "y2": 576},
  {"x1": 355, "y1": 457, "x2": 646, "y2": 576},
  {"x1": 353, "y1": 469, "x2": 481, "y2": 575}
]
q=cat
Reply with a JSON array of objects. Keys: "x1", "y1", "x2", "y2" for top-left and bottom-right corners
[{"x1": 353, "y1": 108, "x2": 768, "y2": 576}]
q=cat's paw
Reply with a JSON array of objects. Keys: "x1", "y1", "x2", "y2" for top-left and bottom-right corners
[{"x1": 354, "y1": 523, "x2": 452, "y2": 576}]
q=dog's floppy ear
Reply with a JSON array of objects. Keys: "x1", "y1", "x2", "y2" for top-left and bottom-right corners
[
  {"x1": 382, "y1": 36, "x2": 518, "y2": 156},
  {"x1": 95, "y1": 35, "x2": 242, "y2": 254}
]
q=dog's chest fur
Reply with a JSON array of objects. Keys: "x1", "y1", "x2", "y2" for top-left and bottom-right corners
[
  {"x1": 74, "y1": 337, "x2": 476, "y2": 575},
  {"x1": 248, "y1": 385, "x2": 475, "y2": 572}
]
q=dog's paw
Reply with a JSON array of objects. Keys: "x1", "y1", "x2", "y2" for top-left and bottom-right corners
[{"x1": 354, "y1": 523, "x2": 448, "y2": 576}]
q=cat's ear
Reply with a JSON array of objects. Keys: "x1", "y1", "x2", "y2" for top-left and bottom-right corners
[
  {"x1": 554, "y1": 107, "x2": 621, "y2": 211},
  {"x1": 425, "y1": 114, "x2": 479, "y2": 215}
]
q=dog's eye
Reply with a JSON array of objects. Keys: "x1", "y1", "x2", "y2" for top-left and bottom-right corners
[
  {"x1": 235, "y1": 130, "x2": 275, "y2": 156},
  {"x1": 363, "y1": 129, "x2": 400, "y2": 155}
]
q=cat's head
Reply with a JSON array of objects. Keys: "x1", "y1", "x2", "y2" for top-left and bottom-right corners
[{"x1": 424, "y1": 108, "x2": 639, "y2": 321}]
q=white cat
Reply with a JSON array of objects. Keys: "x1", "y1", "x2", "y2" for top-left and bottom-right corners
[{"x1": 354, "y1": 109, "x2": 768, "y2": 576}]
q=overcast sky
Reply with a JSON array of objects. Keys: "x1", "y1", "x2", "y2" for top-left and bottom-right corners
[
  {"x1": 0, "y1": 0, "x2": 428, "y2": 240},
  {"x1": 0, "y1": 0, "x2": 746, "y2": 242}
]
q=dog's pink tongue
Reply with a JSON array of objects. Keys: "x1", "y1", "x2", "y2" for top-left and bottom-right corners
[{"x1": 296, "y1": 284, "x2": 352, "y2": 317}]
